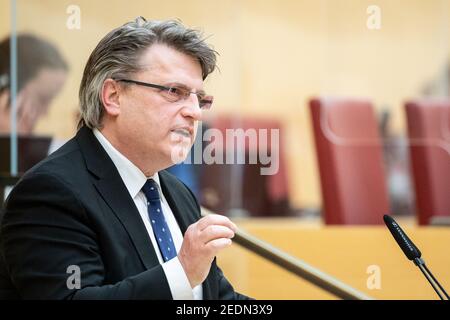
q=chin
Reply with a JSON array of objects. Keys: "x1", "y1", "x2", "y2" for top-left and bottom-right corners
[{"x1": 168, "y1": 143, "x2": 190, "y2": 165}]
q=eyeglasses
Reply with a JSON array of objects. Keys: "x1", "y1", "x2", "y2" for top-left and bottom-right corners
[{"x1": 114, "y1": 78, "x2": 213, "y2": 110}]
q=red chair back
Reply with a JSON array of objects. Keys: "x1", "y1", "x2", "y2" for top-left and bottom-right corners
[
  {"x1": 405, "y1": 100, "x2": 450, "y2": 225},
  {"x1": 200, "y1": 115, "x2": 291, "y2": 216},
  {"x1": 309, "y1": 97, "x2": 390, "y2": 224}
]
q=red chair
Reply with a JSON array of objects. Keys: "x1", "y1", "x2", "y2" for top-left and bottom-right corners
[
  {"x1": 405, "y1": 100, "x2": 450, "y2": 225},
  {"x1": 199, "y1": 115, "x2": 291, "y2": 217},
  {"x1": 309, "y1": 97, "x2": 390, "y2": 224}
]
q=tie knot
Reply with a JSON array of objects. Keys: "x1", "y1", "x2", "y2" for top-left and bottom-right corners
[{"x1": 142, "y1": 179, "x2": 160, "y2": 201}]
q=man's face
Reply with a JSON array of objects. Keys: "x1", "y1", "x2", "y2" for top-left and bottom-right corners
[
  {"x1": 113, "y1": 44, "x2": 204, "y2": 174},
  {"x1": 0, "y1": 68, "x2": 67, "y2": 134}
]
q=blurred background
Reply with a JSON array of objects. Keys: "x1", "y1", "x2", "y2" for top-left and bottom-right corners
[{"x1": 0, "y1": 0, "x2": 449, "y2": 299}]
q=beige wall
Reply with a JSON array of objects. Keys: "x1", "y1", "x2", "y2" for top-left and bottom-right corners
[
  {"x1": 0, "y1": 1, "x2": 10, "y2": 41},
  {"x1": 1, "y1": 0, "x2": 449, "y2": 209}
]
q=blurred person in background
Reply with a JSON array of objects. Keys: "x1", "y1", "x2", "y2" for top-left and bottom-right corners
[
  {"x1": 0, "y1": 34, "x2": 68, "y2": 135},
  {"x1": 379, "y1": 108, "x2": 415, "y2": 216},
  {"x1": 421, "y1": 61, "x2": 450, "y2": 97}
]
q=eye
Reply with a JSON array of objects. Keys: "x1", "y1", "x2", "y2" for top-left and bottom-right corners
[
  {"x1": 167, "y1": 87, "x2": 185, "y2": 97},
  {"x1": 196, "y1": 93, "x2": 206, "y2": 101},
  {"x1": 199, "y1": 96, "x2": 213, "y2": 110}
]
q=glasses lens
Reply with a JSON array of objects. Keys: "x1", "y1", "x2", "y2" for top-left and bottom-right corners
[
  {"x1": 164, "y1": 86, "x2": 189, "y2": 102},
  {"x1": 199, "y1": 96, "x2": 213, "y2": 110}
]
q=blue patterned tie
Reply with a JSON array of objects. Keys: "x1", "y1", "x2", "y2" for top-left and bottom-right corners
[{"x1": 142, "y1": 179, "x2": 177, "y2": 262}]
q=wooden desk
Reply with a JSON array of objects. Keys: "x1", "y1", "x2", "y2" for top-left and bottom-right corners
[{"x1": 217, "y1": 217, "x2": 450, "y2": 300}]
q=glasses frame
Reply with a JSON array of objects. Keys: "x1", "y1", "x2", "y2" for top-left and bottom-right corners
[{"x1": 114, "y1": 78, "x2": 213, "y2": 110}]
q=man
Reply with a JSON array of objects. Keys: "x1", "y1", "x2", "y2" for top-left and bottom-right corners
[
  {"x1": 0, "y1": 34, "x2": 68, "y2": 135},
  {"x1": 0, "y1": 17, "x2": 249, "y2": 300}
]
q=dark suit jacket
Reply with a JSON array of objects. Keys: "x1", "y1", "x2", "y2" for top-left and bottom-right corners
[{"x1": 0, "y1": 126, "x2": 248, "y2": 300}]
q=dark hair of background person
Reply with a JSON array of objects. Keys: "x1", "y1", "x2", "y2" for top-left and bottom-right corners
[{"x1": 0, "y1": 33, "x2": 68, "y2": 100}]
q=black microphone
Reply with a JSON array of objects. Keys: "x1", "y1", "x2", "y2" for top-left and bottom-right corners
[
  {"x1": 383, "y1": 214, "x2": 449, "y2": 300},
  {"x1": 383, "y1": 215, "x2": 421, "y2": 261}
]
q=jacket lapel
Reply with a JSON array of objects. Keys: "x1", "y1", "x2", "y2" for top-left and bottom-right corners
[
  {"x1": 76, "y1": 127, "x2": 216, "y2": 299},
  {"x1": 76, "y1": 127, "x2": 159, "y2": 270}
]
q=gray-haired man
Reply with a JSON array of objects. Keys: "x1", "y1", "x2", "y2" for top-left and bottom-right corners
[{"x1": 0, "y1": 17, "x2": 249, "y2": 300}]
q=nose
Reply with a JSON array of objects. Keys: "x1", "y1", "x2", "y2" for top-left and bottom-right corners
[{"x1": 180, "y1": 93, "x2": 202, "y2": 121}]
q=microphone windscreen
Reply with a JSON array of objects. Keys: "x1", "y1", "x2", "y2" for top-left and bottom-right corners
[{"x1": 383, "y1": 214, "x2": 421, "y2": 260}]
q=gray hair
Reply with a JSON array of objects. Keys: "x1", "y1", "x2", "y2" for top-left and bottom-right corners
[{"x1": 78, "y1": 17, "x2": 217, "y2": 129}]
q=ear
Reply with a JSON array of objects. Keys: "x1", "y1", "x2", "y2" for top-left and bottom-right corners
[{"x1": 101, "y1": 79, "x2": 122, "y2": 117}]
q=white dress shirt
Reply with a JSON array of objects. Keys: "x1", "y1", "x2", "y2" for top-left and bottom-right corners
[{"x1": 93, "y1": 129, "x2": 203, "y2": 300}]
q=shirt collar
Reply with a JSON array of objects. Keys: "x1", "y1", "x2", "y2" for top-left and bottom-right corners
[{"x1": 93, "y1": 128, "x2": 161, "y2": 198}]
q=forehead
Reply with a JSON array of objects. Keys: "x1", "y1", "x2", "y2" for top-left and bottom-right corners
[
  {"x1": 27, "y1": 68, "x2": 67, "y2": 95},
  {"x1": 137, "y1": 43, "x2": 203, "y2": 88}
]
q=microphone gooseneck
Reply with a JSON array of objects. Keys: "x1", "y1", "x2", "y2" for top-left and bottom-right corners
[{"x1": 383, "y1": 214, "x2": 449, "y2": 300}]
